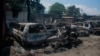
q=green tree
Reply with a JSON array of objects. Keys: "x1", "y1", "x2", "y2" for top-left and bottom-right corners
[
  {"x1": 26, "y1": 0, "x2": 45, "y2": 22},
  {"x1": 66, "y1": 5, "x2": 81, "y2": 16},
  {"x1": 66, "y1": 5, "x2": 81, "y2": 22},
  {"x1": 29, "y1": 0, "x2": 45, "y2": 22},
  {"x1": 49, "y1": 2, "x2": 66, "y2": 15},
  {"x1": 31, "y1": 0, "x2": 45, "y2": 13}
]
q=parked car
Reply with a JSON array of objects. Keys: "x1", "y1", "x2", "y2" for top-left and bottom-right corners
[
  {"x1": 77, "y1": 28, "x2": 90, "y2": 37},
  {"x1": 93, "y1": 22, "x2": 100, "y2": 35},
  {"x1": 75, "y1": 22, "x2": 90, "y2": 37},
  {"x1": 93, "y1": 27, "x2": 100, "y2": 35},
  {"x1": 76, "y1": 22, "x2": 91, "y2": 30},
  {"x1": 47, "y1": 26, "x2": 80, "y2": 49},
  {"x1": 11, "y1": 23, "x2": 48, "y2": 45}
]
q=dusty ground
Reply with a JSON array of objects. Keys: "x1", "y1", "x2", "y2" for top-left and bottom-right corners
[
  {"x1": 1, "y1": 35, "x2": 100, "y2": 56},
  {"x1": 43, "y1": 35, "x2": 100, "y2": 56}
]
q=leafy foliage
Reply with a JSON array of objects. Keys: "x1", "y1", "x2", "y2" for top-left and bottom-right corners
[
  {"x1": 49, "y1": 2, "x2": 66, "y2": 15},
  {"x1": 66, "y1": 5, "x2": 81, "y2": 17},
  {"x1": 31, "y1": 1, "x2": 45, "y2": 13}
]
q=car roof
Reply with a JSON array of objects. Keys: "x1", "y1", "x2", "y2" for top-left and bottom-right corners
[{"x1": 18, "y1": 23, "x2": 41, "y2": 25}]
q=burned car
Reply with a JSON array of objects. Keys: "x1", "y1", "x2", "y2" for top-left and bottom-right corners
[
  {"x1": 77, "y1": 28, "x2": 90, "y2": 37},
  {"x1": 47, "y1": 25, "x2": 80, "y2": 49},
  {"x1": 93, "y1": 27, "x2": 100, "y2": 35},
  {"x1": 11, "y1": 23, "x2": 47, "y2": 45},
  {"x1": 75, "y1": 22, "x2": 90, "y2": 37},
  {"x1": 93, "y1": 22, "x2": 100, "y2": 35}
]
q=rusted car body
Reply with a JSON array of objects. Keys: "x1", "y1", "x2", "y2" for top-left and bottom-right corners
[
  {"x1": 10, "y1": 23, "x2": 48, "y2": 45},
  {"x1": 93, "y1": 27, "x2": 100, "y2": 35},
  {"x1": 74, "y1": 22, "x2": 90, "y2": 37}
]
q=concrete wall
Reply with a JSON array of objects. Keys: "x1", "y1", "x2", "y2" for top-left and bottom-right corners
[{"x1": 6, "y1": 11, "x2": 27, "y2": 22}]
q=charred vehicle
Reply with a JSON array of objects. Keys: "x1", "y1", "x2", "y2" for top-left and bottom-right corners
[
  {"x1": 75, "y1": 22, "x2": 90, "y2": 37},
  {"x1": 10, "y1": 23, "x2": 48, "y2": 45},
  {"x1": 77, "y1": 28, "x2": 90, "y2": 37},
  {"x1": 93, "y1": 27, "x2": 100, "y2": 35},
  {"x1": 47, "y1": 25, "x2": 80, "y2": 49},
  {"x1": 93, "y1": 22, "x2": 100, "y2": 35},
  {"x1": 9, "y1": 22, "x2": 81, "y2": 48}
]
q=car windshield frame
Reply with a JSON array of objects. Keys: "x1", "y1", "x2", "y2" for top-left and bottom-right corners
[{"x1": 29, "y1": 24, "x2": 45, "y2": 33}]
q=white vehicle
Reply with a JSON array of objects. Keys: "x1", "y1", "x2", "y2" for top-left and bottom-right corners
[{"x1": 11, "y1": 23, "x2": 47, "y2": 45}]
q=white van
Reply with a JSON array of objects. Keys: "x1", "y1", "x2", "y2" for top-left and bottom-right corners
[{"x1": 11, "y1": 23, "x2": 47, "y2": 45}]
